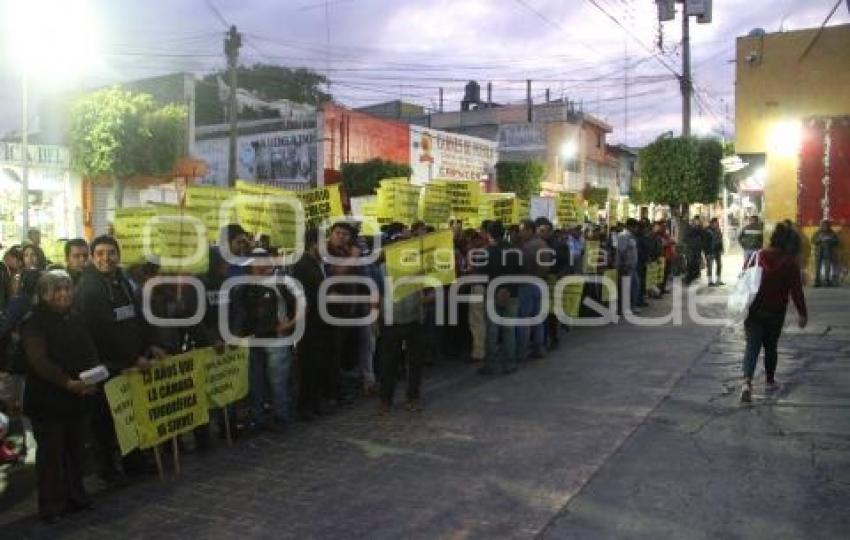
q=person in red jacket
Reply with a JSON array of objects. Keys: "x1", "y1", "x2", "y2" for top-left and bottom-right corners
[{"x1": 740, "y1": 222, "x2": 808, "y2": 402}]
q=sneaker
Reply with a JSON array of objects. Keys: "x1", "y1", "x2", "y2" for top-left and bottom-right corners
[
  {"x1": 740, "y1": 383, "x2": 752, "y2": 403},
  {"x1": 529, "y1": 351, "x2": 545, "y2": 360},
  {"x1": 765, "y1": 377, "x2": 779, "y2": 391},
  {"x1": 377, "y1": 403, "x2": 392, "y2": 416},
  {"x1": 716, "y1": 281, "x2": 726, "y2": 286},
  {"x1": 477, "y1": 366, "x2": 495, "y2": 376}
]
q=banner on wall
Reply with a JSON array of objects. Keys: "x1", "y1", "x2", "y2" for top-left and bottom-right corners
[
  {"x1": 410, "y1": 126, "x2": 497, "y2": 185},
  {"x1": 195, "y1": 128, "x2": 318, "y2": 186}
]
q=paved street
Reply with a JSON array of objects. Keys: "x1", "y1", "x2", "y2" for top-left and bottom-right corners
[{"x1": 1, "y1": 283, "x2": 849, "y2": 539}]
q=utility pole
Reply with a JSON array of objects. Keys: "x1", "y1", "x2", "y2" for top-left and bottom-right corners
[
  {"x1": 657, "y1": 1, "x2": 712, "y2": 137},
  {"x1": 681, "y1": 4, "x2": 691, "y2": 137},
  {"x1": 21, "y1": 74, "x2": 29, "y2": 241},
  {"x1": 526, "y1": 79, "x2": 532, "y2": 122},
  {"x1": 225, "y1": 25, "x2": 241, "y2": 187}
]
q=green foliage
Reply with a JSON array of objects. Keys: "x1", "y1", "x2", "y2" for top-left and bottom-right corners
[
  {"x1": 495, "y1": 160, "x2": 545, "y2": 199},
  {"x1": 341, "y1": 159, "x2": 412, "y2": 197},
  {"x1": 66, "y1": 87, "x2": 186, "y2": 206},
  {"x1": 581, "y1": 185, "x2": 609, "y2": 207},
  {"x1": 196, "y1": 64, "x2": 330, "y2": 125},
  {"x1": 637, "y1": 136, "x2": 723, "y2": 206}
]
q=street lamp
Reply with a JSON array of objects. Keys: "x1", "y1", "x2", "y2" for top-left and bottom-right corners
[{"x1": 3, "y1": 0, "x2": 99, "y2": 241}]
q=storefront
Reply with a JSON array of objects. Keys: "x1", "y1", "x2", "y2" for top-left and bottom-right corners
[{"x1": 0, "y1": 142, "x2": 82, "y2": 255}]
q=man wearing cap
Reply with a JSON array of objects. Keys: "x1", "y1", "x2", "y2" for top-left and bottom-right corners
[{"x1": 232, "y1": 248, "x2": 298, "y2": 431}]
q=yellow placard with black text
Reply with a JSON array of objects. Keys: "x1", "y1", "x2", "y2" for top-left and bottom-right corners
[
  {"x1": 203, "y1": 347, "x2": 250, "y2": 409},
  {"x1": 128, "y1": 350, "x2": 209, "y2": 449},
  {"x1": 104, "y1": 375, "x2": 139, "y2": 456}
]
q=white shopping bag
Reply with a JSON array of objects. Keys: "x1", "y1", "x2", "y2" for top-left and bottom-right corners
[{"x1": 727, "y1": 250, "x2": 763, "y2": 323}]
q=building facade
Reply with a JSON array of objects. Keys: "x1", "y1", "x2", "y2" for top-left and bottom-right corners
[{"x1": 736, "y1": 23, "x2": 850, "y2": 277}]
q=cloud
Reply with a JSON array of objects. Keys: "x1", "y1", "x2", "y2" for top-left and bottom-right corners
[{"x1": 1, "y1": 0, "x2": 848, "y2": 143}]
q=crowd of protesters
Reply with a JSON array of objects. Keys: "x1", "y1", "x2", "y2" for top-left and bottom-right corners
[{"x1": 0, "y1": 211, "x2": 822, "y2": 523}]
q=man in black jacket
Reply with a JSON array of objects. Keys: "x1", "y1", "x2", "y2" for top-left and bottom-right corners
[
  {"x1": 74, "y1": 235, "x2": 163, "y2": 485},
  {"x1": 290, "y1": 229, "x2": 331, "y2": 420},
  {"x1": 232, "y1": 248, "x2": 298, "y2": 431},
  {"x1": 479, "y1": 221, "x2": 522, "y2": 376},
  {"x1": 684, "y1": 216, "x2": 706, "y2": 286}
]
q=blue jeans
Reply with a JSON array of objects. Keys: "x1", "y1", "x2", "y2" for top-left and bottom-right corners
[
  {"x1": 249, "y1": 345, "x2": 293, "y2": 426},
  {"x1": 486, "y1": 297, "x2": 518, "y2": 373},
  {"x1": 516, "y1": 284, "x2": 544, "y2": 361},
  {"x1": 815, "y1": 249, "x2": 834, "y2": 286},
  {"x1": 630, "y1": 271, "x2": 641, "y2": 309},
  {"x1": 742, "y1": 310, "x2": 784, "y2": 380}
]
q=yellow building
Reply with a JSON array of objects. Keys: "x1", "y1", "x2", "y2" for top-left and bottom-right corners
[{"x1": 736, "y1": 24, "x2": 850, "y2": 280}]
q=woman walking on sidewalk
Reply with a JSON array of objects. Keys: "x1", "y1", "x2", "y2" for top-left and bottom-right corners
[{"x1": 741, "y1": 223, "x2": 808, "y2": 402}]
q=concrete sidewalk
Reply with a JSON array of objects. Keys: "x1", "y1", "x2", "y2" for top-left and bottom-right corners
[{"x1": 543, "y1": 286, "x2": 850, "y2": 539}]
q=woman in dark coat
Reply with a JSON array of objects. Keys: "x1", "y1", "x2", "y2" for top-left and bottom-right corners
[{"x1": 22, "y1": 270, "x2": 99, "y2": 523}]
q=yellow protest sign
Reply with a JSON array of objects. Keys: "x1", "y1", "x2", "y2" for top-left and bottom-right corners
[
  {"x1": 419, "y1": 180, "x2": 451, "y2": 226},
  {"x1": 420, "y1": 230, "x2": 456, "y2": 286},
  {"x1": 114, "y1": 208, "x2": 159, "y2": 266},
  {"x1": 377, "y1": 178, "x2": 421, "y2": 225},
  {"x1": 561, "y1": 279, "x2": 584, "y2": 318},
  {"x1": 583, "y1": 240, "x2": 601, "y2": 273},
  {"x1": 153, "y1": 206, "x2": 209, "y2": 274},
  {"x1": 185, "y1": 185, "x2": 239, "y2": 242},
  {"x1": 129, "y1": 350, "x2": 209, "y2": 449},
  {"x1": 556, "y1": 192, "x2": 580, "y2": 226},
  {"x1": 513, "y1": 198, "x2": 529, "y2": 225},
  {"x1": 384, "y1": 230, "x2": 456, "y2": 301},
  {"x1": 297, "y1": 184, "x2": 344, "y2": 230},
  {"x1": 478, "y1": 193, "x2": 514, "y2": 224},
  {"x1": 648, "y1": 258, "x2": 665, "y2": 288},
  {"x1": 383, "y1": 235, "x2": 425, "y2": 301},
  {"x1": 444, "y1": 180, "x2": 481, "y2": 226},
  {"x1": 601, "y1": 269, "x2": 618, "y2": 302},
  {"x1": 235, "y1": 180, "x2": 298, "y2": 248},
  {"x1": 203, "y1": 347, "x2": 250, "y2": 409},
  {"x1": 104, "y1": 375, "x2": 139, "y2": 456}
]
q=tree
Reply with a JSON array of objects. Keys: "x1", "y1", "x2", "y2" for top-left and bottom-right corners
[
  {"x1": 495, "y1": 160, "x2": 545, "y2": 199},
  {"x1": 637, "y1": 136, "x2": 723, "y2": 211},
  {"x1": 67, "y1": 87, "x2": 187, "y2": 207},
  {"x1": 581, "y1": 184, "x2": 609, "y2": 207},
  {"x1": 340, "y1": 159, "x2": 412, "y2": 198},
  {"x1": 196, "y1": 64, "x2": 331, "y2": 125}
]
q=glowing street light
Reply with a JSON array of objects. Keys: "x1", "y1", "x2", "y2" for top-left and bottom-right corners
[
  {"x1": 560, "y1": 140, "x2": 578, "y2": 160},
  {"x1": 3, "y1": 0, "x2": 100, "y2": 240},
  {"x1": 767, "y1": 120, "x2": 802, "y2": 158}
]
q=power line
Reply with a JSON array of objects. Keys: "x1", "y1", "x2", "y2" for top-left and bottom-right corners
[
  {"x1": 510, "y1": 0, "x2": 604, "y2": 60},
  {"x1": 203, "y1": 0, "x2": 230, "y2": 29},
  {"x1": 583, "y1": 0, "x2": 681, "y2": 77}
]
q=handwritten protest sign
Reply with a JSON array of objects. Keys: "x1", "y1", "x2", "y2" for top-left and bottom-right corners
[
  {"x1": 104, "y1": 375, "x2": 139, "y2": 456},
  {"x1": 203, "y1": 347, "x2": 250, "y2": 409},
  {"x1": 128, "y1": 351, "x2": 209, "y2": 449}
]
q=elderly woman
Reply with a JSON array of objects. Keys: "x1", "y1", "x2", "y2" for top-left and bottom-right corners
[{"x1": 22, "y1": 271, "x2": 99, "y2": 523}]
